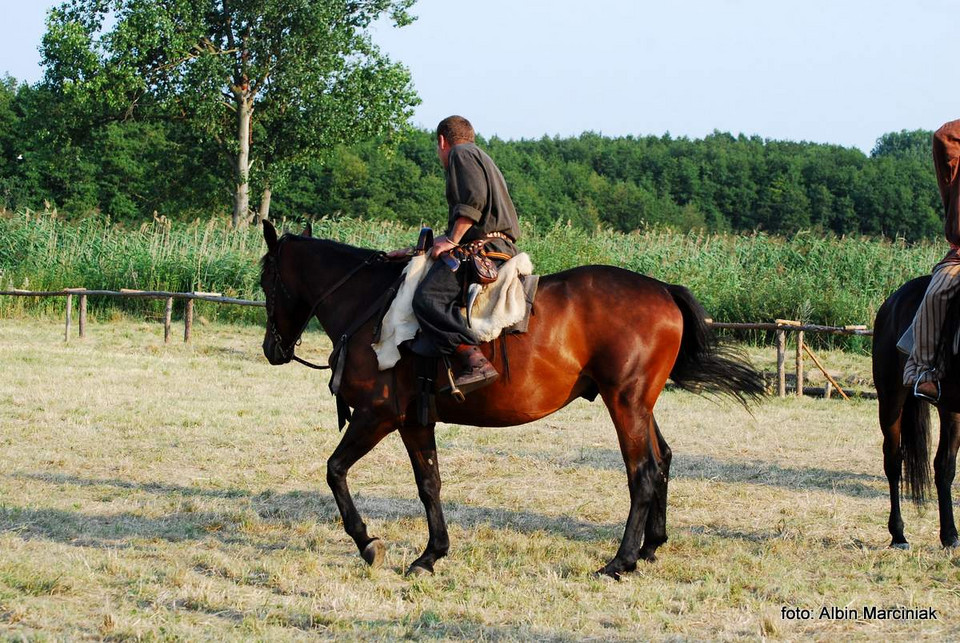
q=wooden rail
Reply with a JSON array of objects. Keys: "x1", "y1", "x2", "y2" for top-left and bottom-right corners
[
  {"x1": 1, "y1": 290, "x2": 869, "y2": 398},
  {"x1": 707, "y1": 319, "x2": 871, "y2": 399},
  {"x1": 0, "y1": 288, "x2": 263, "y2": 343}
]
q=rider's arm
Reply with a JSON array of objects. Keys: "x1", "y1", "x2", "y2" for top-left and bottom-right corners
[{"x1": 432, "y1": 217, "x2": 473, "y2": 258}]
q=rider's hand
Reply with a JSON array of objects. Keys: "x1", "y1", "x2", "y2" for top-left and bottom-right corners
[{"x1": 430, "y1": 235, "x2": 457, "y2": 259}]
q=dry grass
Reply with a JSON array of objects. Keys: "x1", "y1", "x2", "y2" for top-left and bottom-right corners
[{"x1": 0, "y1": 318, "x2": 958, "y2": 640}]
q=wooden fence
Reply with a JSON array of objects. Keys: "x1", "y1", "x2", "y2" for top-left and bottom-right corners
[
  {"x1": 1, "y1": 290, "x2": 873, "y2": 399},
  {"x1": 710, "y1": 319, "x2": 872, "y2": 399},
  {"x1": 0, "y1": 288, "x2": 264, "y2": 344}
]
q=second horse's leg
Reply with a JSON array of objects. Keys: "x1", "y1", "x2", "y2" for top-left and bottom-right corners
[
  {"x1": 935, "y1": 409, "x2": 960, "y2": 548},
  {"x1": 399, "y1": 423, "x2": 450, "y2": 575},
  {"x1": 880, "y1": 393, "x2": 908, "y2": 549},
  {"x1": 326, "y1": 412, "x2": 395, "y2": 567}
]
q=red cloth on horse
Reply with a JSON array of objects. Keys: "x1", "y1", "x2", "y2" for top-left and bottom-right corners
[{"x1": 934, "y1": 120, "x2": 960, "y2": 248}]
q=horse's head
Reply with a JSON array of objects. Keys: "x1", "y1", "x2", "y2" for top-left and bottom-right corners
[{"x1": 260, "y1": 220, "x2": 314, "y2": 365}]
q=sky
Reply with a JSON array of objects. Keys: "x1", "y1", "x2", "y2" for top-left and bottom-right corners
[{"x1": 1, "y1": 0, "x2": 955, "y2": 154}]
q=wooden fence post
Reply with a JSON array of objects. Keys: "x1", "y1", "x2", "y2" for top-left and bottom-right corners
[
  {"x1": 802, "y1": 343, "x2": 850, "y2": 401},
  {"x1": 164, "y1": 297, "x2": 173, "y2": 344},
  {"x1": 79, "y1": 294, "x2": 87, "y2": 339},
  {"x1": 795, "y1": 330, "x2": 804, "y2": 398},
  {"x1": 64, "y1": 294, "x2": 72, "y2": 342},
  {"x1": 776, "y1": 330, "x2": 786, "y2": 398},
  {"x1": 184, "y1": 298, "x2": 194, "y2": 343}
]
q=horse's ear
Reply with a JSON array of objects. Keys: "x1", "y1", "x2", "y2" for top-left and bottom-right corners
[
  {"x1": 263, "y1": 219, "x2": 279, "y2": 253},
  {"x1": 303, "y1": 222, "x2": 313, "y2": 238}
]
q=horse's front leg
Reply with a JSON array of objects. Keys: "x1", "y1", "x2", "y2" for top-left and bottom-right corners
[
  {"x1": 399, "y1": 423, "x2": 449, "y2": 576},
  {"x1": 935, "y1": 409, "x2": 960, "y2": 548},
  {"x1": 326, "y1": 410, "x2": 396, "y2": 567}
]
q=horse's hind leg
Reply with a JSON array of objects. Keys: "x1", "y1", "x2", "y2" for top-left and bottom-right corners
[
  {"x1": 879, "y1": 392, "x2": 909, "y2": 549},
  {"x1": 398, "y1": 423, "x2": 449, "y2": 576},
  {"x1": 598, "y1": 384, "x2": 664, "y2": 580},
  {"x1": 638, "y1": 418, "x2": 671, "y2": 562},
  {"x1": 326, "y1": 412, "x2": 395, "y2": 567},
  {"x1": 934, "y1": 409, "x2": 960, "y2": 548}
]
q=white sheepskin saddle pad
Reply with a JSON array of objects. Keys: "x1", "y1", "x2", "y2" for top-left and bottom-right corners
[{"x1": 372, "y1": 253, "x2": 535, "y2": 371}]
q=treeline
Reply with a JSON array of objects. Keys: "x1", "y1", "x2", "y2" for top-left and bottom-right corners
[{"x1": 0, "y1": 75, "x2": 942, "y2": 239}]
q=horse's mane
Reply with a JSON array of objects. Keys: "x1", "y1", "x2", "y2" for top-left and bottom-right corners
[{"x1": 260, "y1": 234, "x2": 381, "y2": 271}]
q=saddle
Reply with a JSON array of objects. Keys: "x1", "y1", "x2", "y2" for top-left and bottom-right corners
[
  {"x1": 372, "y1": 247, "x2": 537, "y2": 371},
  {"x1": 370, "y1": 231, "x2": 537, "y2": 422}
]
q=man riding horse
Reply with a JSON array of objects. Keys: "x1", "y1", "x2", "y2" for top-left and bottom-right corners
[
  {"x1": 387, "y1": 115, "x2": 521, "y2": 395},
  {"x1": 903, "y1": 120, "x2": 960, "y2": 402}
]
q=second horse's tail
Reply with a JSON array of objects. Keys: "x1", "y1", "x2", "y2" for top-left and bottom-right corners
[
  {"x1": 900, "y1": 393, "x2": 932, "y2": 505},
  {"x1": 666, "y1": 284, "x2": 766, "y2": 407}
]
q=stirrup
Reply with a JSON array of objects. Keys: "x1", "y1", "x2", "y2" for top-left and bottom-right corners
[
  {"x1": 913, "y1": 373, "x2": 941, "y2": 403},
  {"x1": 441, "y1": 356, "x2": 465, "y2": 403}
]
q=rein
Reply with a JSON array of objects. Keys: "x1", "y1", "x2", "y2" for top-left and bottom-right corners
[{"x1": 267, "y1": 241, "x2": 386, "y2": 370}]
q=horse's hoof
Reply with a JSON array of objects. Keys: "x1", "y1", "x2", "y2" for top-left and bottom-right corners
[
  {"x1": 942, "y1": 538, "x2": 960, "y2": 549},
  {"x1": 595, "y1": 567, "x2": 622, "y2": 581},
  {"x1": 361, "y1": 539, "x2": 386, "y2": 568},
  {"x1": 889, "y1": 541, "x2": 910, "y2": 551},
  {"x1": 406, "y1": 564, "x2": 433, "y2": 577}
]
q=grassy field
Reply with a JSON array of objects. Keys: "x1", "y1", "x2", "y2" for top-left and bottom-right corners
[{"x1": 0, "y1": 318, "x2": 958, "y2": 640}]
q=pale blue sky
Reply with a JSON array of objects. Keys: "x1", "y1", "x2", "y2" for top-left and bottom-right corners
[{"x1": 2, "y1": 0, "x2": 955, "y2": 153}]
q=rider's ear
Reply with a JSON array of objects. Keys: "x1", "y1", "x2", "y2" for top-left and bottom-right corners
[
  {"x1": 263, "y1": 219, "x2": 279, "y2": 253},
  {"x1": 303, "y1": 222, "x2": 313, "y2": 238}
]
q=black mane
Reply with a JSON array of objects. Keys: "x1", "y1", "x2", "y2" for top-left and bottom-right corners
[{"x1": 261, "y1": 233, "x2": 383, "y2": 271}]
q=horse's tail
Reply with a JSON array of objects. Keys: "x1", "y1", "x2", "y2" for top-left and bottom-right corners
[
  {"x1": 900, "y1": 393, "x2": 932, "y2": 505},
  {"x1": 666, "y1": 284, "x2": 766, "y2": 407}
]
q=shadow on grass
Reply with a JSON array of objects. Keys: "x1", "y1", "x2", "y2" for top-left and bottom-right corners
[
  {"x1": 16, "y1": 472, "x2": 250, "y2": 499},
  {"x1": 3, "y1": 471, "x2": 621, "y2": 549},
  {"x1": 674, "y1": 454, "x2": 885, "y2": 499},
  {"x1": 499, "y1": 448, "x2": 887, "y2": 499},
  {"x1": 9, "y1": 463, "x2": 865, "y2": 552}
]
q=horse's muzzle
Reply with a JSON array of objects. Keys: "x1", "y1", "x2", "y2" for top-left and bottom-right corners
[{"x1": 262, "y1": 336, "x2": 291, "y2": 365}]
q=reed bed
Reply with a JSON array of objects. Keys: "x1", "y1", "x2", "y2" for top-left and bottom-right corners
[{"x1": 0, "y1": 211, "x2": 945, "y2": 348}]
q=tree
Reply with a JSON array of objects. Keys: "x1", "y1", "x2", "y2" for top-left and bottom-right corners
[
  {"x1": 871, "y1": 129, "x2": 933, "y2": 163},
  {"x1": 40, "y1": 0, "x2": 420, "y2": 226}
]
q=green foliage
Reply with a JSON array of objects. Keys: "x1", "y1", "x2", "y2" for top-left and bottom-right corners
[
  {"x1": 872, "y1": 129, "x2": 934, "y2": 162},
  {"x1": 38, "y1": 0, "x2": 420, "y2": 222},
  {"x1": 0, "y1": 213, "x2": 944, "y2": 351},
  {"x1": 0, "y1": 56, "x2": 946, "y2": 239}
]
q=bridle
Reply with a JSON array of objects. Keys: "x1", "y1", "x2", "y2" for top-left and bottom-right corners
[{"x1": 265, "y1": 239, "x2": 385, "y2": 370}]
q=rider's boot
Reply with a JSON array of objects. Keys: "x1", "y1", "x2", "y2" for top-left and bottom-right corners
[
  {"x1": 452, "y1": 344, "x2": 499, "y2": 394},
  {"x1": 914, "y1": 378, "x2": 941, "y2": 403}
]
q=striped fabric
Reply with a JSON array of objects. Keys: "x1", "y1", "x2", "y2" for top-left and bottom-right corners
[{"x1": 903, "y1": 251, "x2": 960, "y2": 385}]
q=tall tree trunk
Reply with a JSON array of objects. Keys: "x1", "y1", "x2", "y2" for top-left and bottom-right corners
[
  {"x1": 232, "y1": 95, "x2": 253, "y2": 227},
  {"x1": 257, "y1": 184, "x2": 272, "y2": 223}
]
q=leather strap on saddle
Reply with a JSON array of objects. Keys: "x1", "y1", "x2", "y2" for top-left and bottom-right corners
[{"x1": 327, "y1": 272, "x2": 407, "y2": 430}]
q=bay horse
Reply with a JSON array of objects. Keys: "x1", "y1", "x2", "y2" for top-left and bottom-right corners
[
  {"x1": 259, "y1": 221, "x2": 764, "y2": 579},
  {"x1": 873, "y1": 275, "x2": 960, "y2": 549}
]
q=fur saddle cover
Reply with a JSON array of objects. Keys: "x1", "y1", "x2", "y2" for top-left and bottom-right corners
[{"x1": 373, "y1": 253, "x2": 536, "y2": 371}]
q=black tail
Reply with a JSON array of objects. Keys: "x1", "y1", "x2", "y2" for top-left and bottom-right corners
[
  {"x1": 667, "y1": 284, "x2": 766, "y2": 407},
  {"x1": 900, "y1": 393, "x2": 932, "y2": 505}
]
